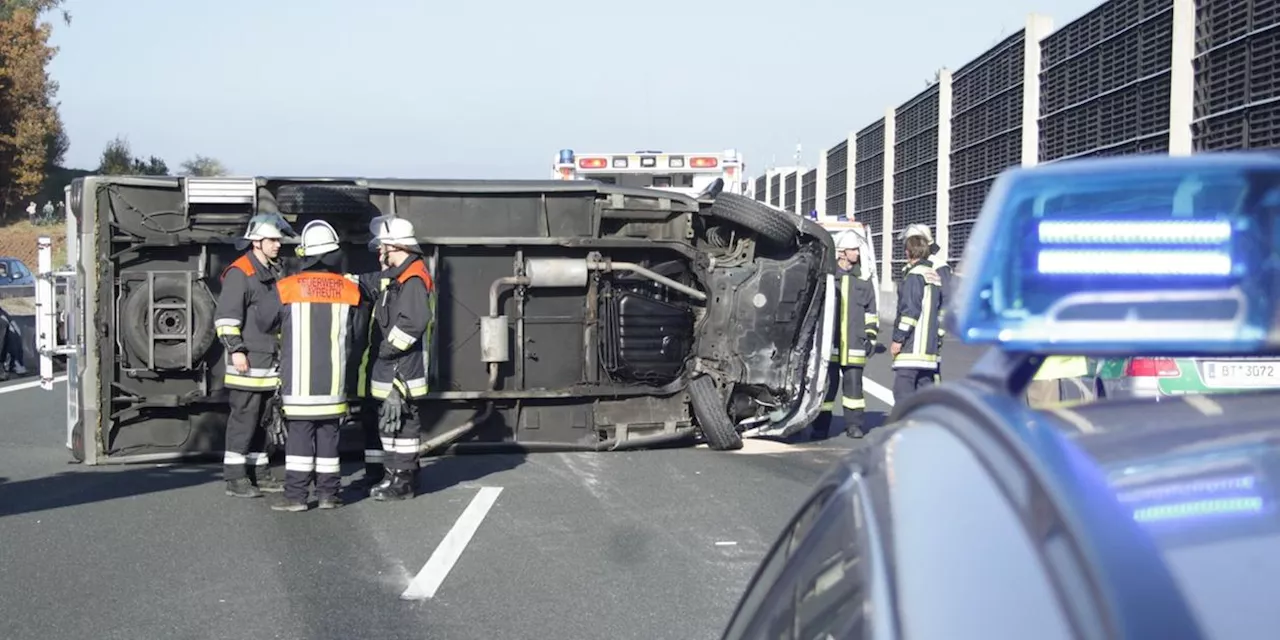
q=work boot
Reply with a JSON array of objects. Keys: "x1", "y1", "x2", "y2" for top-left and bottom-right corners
[
  {"x1": 270, "y1": 496, "x2": 308, "y2": 512},
  {"x1": 371, "y1": 470, "x2": 416, "y2": 502},
  {"x1": 317, "y1": 495, "x2": 344, "y2": 510},
  {"x1": 251, "y1": 467, "x2": 285, "y2": 493},
  {"x1": 225, "y1": 478, "x2": 263, "y2": 499},
  {"x1": 351, "y1": 464, "x2": 385, "y2": 494}
]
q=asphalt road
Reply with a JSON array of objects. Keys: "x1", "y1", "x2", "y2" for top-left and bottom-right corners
[{"x1": 0, "y1": 330, "x2": 985, "y2": 640}]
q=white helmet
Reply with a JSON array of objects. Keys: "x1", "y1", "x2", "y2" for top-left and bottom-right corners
[
  {"x1": 896, "y1": 223, "x2": 933, "y2": 243},
  {"x1": 835, "y1": 229, "x2": 868, "y2": 251},
  {"x1": 242, "y1": 212, "x2": 294, "y2": 241},
  {"x1": 368, "y1": 215, "x2": 420, "y2": 252},
  {"x1": 298, "y1": 220, "x2": 341, "y2": 257}
]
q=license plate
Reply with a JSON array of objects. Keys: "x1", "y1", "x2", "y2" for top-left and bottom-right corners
[{"x1": 1200, "y1": 360, "x2": 1280, "y2": 389}]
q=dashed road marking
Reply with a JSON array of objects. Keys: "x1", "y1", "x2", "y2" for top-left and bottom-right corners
[
  {"x1": 400, "y1": 486, "x2": 503, "y2": 601},
  {"x1": 864, "y1": 378, "x2": 894, "y2": 406}
]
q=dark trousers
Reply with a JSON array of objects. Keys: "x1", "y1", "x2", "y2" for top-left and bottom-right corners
[
  {"x1": 283, "y1": 419, "x2": 342, "y2": 502},
  {"x1": 892, "y1": 368, "x2": 938, "y2": 404},
  {"x1": 225, "y1": 389, "x2": 271, "y2": 481},
  {"x1": 359, "y1": 398, "x2": 385, "y2": 469},
  {"x1": 380, "y1": 400, "x2": 424, "y2": 472},
  {"x1": 814, "y1": 364, "x2": 866, "y2": 435}
]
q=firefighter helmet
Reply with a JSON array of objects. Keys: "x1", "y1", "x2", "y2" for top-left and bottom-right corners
[
  {"x1": 896, "y1": 223, "x2": 933, "y2": 243},
  {"x1": 297, "y1": 220, "x2": 341, "y2": 257},
  {"x1": 242, "y1": 212, "x2": 295, "y2": 241},
  {"x1": 368, "y1": 215, "x2": 421, "y2": 252}
]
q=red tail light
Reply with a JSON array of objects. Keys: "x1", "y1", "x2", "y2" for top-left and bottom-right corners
[
  {"x1": 690, "y1": 157, "x2": 719, "y2": 168},
  {"x1": 1125, "y1": 357, "x2": 1181, "y2": 377},
  {"x1": 578, "y1": 158, "x2": 607, "y2": 169}
]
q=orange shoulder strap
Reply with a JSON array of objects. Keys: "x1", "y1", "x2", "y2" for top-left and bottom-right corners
[
  {"x1": 396, "y1": 260, "x2": 434, "y2": 291},
  {"x1": 277, "y1": 272, "x2": 361, "y2": 306},
  {"x1": 221, "y1": 255, "x2": 255, "y2": 282}
]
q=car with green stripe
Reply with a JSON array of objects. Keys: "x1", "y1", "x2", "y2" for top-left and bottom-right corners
[{"x1": 1094, "y1": 356, "x2": 1280, "y2": 399}]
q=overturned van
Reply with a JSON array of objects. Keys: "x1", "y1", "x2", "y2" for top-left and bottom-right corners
[{"x1": 37, "y1": 176, "x2": 836, "y2": 464}]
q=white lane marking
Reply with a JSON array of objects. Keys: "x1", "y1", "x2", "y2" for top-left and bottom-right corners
[
  {"x1": 864, "y1": 377, "x2": 895, "y2": 406},
  {"x1": 400, "y1": 486, "x2": 503, "y2": 601},
  {"x1": 0, "y1": 375, "x2": 66, "y2": 395}
]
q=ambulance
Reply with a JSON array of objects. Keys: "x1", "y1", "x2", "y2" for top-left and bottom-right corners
[{"x1": 552, "y1": 149, "x2": 746, "y2": 197}]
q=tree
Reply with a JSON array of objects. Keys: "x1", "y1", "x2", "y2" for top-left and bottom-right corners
[
  {"x1": 97, "y1": 136, "x2": 170, "y2": 175},
  {"x1": 180, "y1": 155, "x2": 229, "y2": 177},
  {"x1": 0, "y1": 0, "x2": 67, "y2": 216},
  {"x1": 132, "y1": 155, "x2": 168, "y2": 176},
  {"x1": 98, "y1": 136, "x2": 134, "y2": 175}
]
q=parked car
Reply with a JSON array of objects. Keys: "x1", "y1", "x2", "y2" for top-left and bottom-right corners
[{"x1": 0, "y1": 256, "x2": 35, "y2": 287}]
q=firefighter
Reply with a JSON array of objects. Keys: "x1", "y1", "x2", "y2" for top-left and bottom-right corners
[
  {"x1": 813, "y1": 229, "x2": 879, "y2": 439},
  {"x1": 366, "y1": 215, "x2": 435, "y2": 502},
  {"x1": 214, "y1": 211, "x2": 294, "y2": 498},
  {"x1": 345, "y1": 265, "x2": 388, "y2": 496},
  {"x1": 890, "y1": 233, "x2": 943, "y2": 401},
  {"x1": 270, "y1": 220, "x2": 362, "y2": 512},
  {"x1": 1026, "y1": 356, "x2": 1093, "y2": 409},
  {"x1": 898, "y1": 223, "x2": 952, "y2": 379}
]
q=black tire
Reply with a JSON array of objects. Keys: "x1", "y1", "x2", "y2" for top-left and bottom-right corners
[
  {"x1": 705, "y1": 193, "x2": 798, "y2": 247},
  {"x1": 689, "y1": 374, "x2": 744, "y2": 451},
  {"x1": 120, "y1": 275, "x2": 217, "y2": 370}
]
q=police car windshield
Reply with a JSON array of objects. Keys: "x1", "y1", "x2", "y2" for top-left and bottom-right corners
[{"x1": 1070, "y1": 416, "x2": 1280, "y2": 639}]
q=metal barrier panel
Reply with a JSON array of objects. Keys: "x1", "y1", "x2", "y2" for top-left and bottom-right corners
[
  {"x1": 825, "y1": 140, "x2": 849, "y2": 219},
  {"x1": 949, "y1": 30, "x2": 1028, "y2": 264},
  {"x1": 854, "y1": 119, "x2": 886, "y2": 262},
  {"x1": 893, "y1": 84, "x2": 942, "y2": 278},
  {"x1": 1193, "y1": 0, "x2": 1280, "y2": 150},
  {"x1": 1040, "y1": 0, "x2": 1175, "y2": 162}
]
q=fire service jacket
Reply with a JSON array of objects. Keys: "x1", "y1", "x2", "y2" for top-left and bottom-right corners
[
  {"x1": 892, "y1": 261, "x2": 943, "y2": 371},
  {"x1": 832, "y1": 265, "x2": 879, "y2": 367},
  {"x1": 275, "y1": 269, "x2": 362, "y2": 419},
  {"x1": 364, "y1": 257, "x2": 435, "y2": 401},
  {"x1": 214, "y1": 253, "x2": 284, "y2": 391}
]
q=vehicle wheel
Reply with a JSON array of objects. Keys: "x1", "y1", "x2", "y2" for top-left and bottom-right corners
[
  {"x1": 704, "y1": 193, "x2": 798, "y2": 247},
  {"x1": 120, "y1": 275, "x2": 217, "y2": 370},
  {"x1": 276, "y1": 183, "x2": 373, "y2": 216},
  {"x1": 689, "y1": 374, "x2": 744, "y2": 451},
  {"x1": 69, "y1": 419, "x2": 85, "y2": 463}
]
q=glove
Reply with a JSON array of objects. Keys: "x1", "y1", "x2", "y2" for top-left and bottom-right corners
[
  {"x1": 263, "y1": 393, "x2": 287, "y2": 448},
  {"x1": 863, "y1": 337, "x2": 876, "y2": 357},
  {"x1": 378, "y1": 386, "x2": 406, "y2": 436}
]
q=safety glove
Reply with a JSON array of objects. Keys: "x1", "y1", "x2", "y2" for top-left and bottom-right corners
[{"x1": 379, "y1": 386, "x2": 406, "y2": 436}]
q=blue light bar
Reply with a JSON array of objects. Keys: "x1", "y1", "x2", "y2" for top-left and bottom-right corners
[{"x1": 949, "y1": 153, "x2": 1280, "y2": 355}]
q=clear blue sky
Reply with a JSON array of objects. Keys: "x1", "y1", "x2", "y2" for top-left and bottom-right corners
[{"x1": 48, "y1": 0, "x2": 1102, "y2": 179}]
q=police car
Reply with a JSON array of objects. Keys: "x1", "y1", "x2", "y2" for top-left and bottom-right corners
[{"x1": 719, "y1": 153, "x2": 1280, "y2": 640}]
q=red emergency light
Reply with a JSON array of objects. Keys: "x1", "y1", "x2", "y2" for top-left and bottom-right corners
[
  {"x1": 579, "y1": 157, "x2": 608, "y2": 169},
  {"x1": 690, "y1": 157, "x2": 719, "y2": 168}
]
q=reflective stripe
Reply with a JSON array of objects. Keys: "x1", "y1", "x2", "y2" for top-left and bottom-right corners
[
  {"x1": 285, "y1": 454, "x2": 315, "y2": 472},
  {"x1": 282, "y1": 394, "x2": 344, "y2": 406},
  {"x1": 370, "y1": 377, "x2": 429, "y2": 399},
  {"x1": 246, "y1": 452, "x2": 269, "y2": 466},
  {"x1": 315, "y1": 457, "x2": 341, "y2": 474},
  {"x1": 839, "y1": 277, "x2": 851, "y2": 369},
  {"x1": 281, "y1": 402, "x2": 348, "y2": 418},
  {"x1": 364, "y1": 449, "x2": 385, "y2": 462},
  {"x1": 388, "y1": 326, "x2": 417, "y2": 350},
  {"x1": 224, "y1": 373, "x2": 280, "y2": 389},
  {"x1": 380, "y1": 436, "x2": 419, "y2": 454},
  {"x1": 864, "y1": 313, "x2": 878, "y2": 325},
  {"x1": 842, "y1": 396, "x2": 866, "y2": 410},
  {"x1": 819, "y1": 401, "x2": 834, "y2": 412},
  {"x1": 216, "y1": 326, "x2": 241, "y2": 337},
  {"x1": 223, "y1": 451, "x2": 247, "y2": 465}
]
